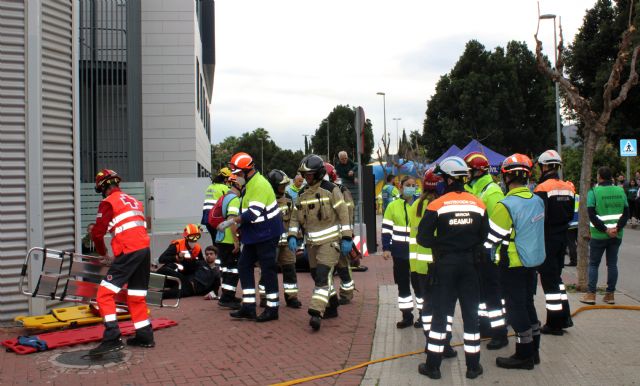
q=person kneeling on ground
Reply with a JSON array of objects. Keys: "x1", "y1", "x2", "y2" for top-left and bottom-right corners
[{"x1": 156, "y1": 224, "x2": 205, "y2": 291}]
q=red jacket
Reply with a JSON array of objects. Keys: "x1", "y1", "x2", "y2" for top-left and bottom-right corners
[{"x1": 92, "y1": 188, "x2": 149, "y2": 256}]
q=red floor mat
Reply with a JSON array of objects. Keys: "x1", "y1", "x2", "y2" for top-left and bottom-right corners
[{"x1": 2, "y1": 318, "x2": 177, "y2": 355}]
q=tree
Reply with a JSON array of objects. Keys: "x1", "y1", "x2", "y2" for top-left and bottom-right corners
[
  {"x1": 534, "y1": 0, "x2": 639, "y2": 290},
  {"x1": 212, "y1": 128, "x2": 305, "y2": 179},
  {"x1": 565, "y1": 0, "x2": 640, "y2": 142},
  {"x1": 311, "y1": 105, "x2": 375, "y2": 164},
  {"x1": 422, "y1": 40, "x2": 557, "y2": 159}
]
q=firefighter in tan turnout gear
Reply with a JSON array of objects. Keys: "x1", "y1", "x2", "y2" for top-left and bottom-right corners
[{"x1": 288, "y1": 155, "x2": 353, "y2": 331}]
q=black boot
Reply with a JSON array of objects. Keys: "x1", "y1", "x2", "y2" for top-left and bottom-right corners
[
  {"x1": 256, "y1": 307, "x2": 279, "y2": 323},
  {"x1": 324, "y1": 296, "x2": 339, "y2": 319},
  {"x1": 496, "y1": 341, "x2": 535, "y2": 370},
  {"x1": 486, "y1": 334, "x2": 509, "y2": 350},
  {"x1": 230, "y1": 305, "x2": 256, "y2": 320},
  {"x1": 540, "y1": 324, "x2": 563, "y2": 336},
  {"x1": 285, "y1": 296, "x2": 302, "y2": 309},
  {"x1": 418, "y1": 363, "x2": 441, "y2": 379},
  {"x1": 443, "y1": 344, "x2": 458, "y2": 358},
  {"x1": 308, "y1": 309, "x2": 321, "y2": 331},
  {"x1": 413, "y1": 318, "x2": 423, "y2": 329},
  {"x1": 259, "y1": 298, "x2": 267, "y2": 308},
  {"x1": 466, "y1": 364, "x2": 483, "y2": 379},
  {"x1": 218, "y1": 294, "x2": 241, "y2": 310},
  {"x1": 88, "y1": 322, "x2": 123, "y2": 357},
  {"x1": 396, "y1": 309, "x2": 414, "y2": 329},
  {"x1": 338, "y1": 297, "x2": 351, "y2": 305},
  {"x1": 532, "y1": 322, "x2": 541, "y2": 365},
  {"x1": 126, "y1": 324, "x2": 155, "y2": 348}
]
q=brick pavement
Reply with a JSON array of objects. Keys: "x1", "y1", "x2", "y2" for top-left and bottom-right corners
[{"x1": 0, "y1": 254, "x2": 393, "y2": 386}]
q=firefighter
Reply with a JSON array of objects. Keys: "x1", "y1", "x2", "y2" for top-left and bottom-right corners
[
  {"x1": 288, "y1": 155, "x2": 352, "y2": 331},
  {"x1": 412, "y1": 168, "x2": 458, "y2": 358},
  {"x1": 463, "y1": 152, "x2": 509, "y2": 350},
  {"x1": 533, "y1": 150, "x2": 575, "y2": 335},
  {"x1": 216, "y1": 174, "x2": 242, "y2": 309},
  {"x1": 201, "y1": 167, "x2": 231, "y2": 246},
  {"x1": 416, "y1": 156, "x2": 487, "y2": 380},
  {"x1": 486, "y1": 154, "x2": 545, "y2": 370},
  {"x1": 88, "y1": 169, "x2": 153, "y2": 357},
  {"x1": 258, "y1": 169, "x2": 302, "y2": 309},
  {"x1": 382, "y1": 175, "x2": 419, "y2": 328},
  {"x1": 156, "y1": 224, "x2": 204, "y2": 287},
  {"x1": 566, "y1": 182, "x2": 579, "y2": 267},
  {"x1": 326, "y1": 162, "x2": 356, "y2": 305},
  {"x1": 218, "y1": 152, "x2": 283, "y2": 322}
]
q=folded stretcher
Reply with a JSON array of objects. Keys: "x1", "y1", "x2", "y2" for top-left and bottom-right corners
[{"x1": 17, "y1": 248, "x2": 181, "y2": 329}]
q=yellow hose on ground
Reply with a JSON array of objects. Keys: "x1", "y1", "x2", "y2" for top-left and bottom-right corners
[{"x1": 272, "y1": 304, "x2": 640, "y2": 386}]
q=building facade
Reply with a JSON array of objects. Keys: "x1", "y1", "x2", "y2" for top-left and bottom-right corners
[{"x1": 0, "y1": 0, "x2": 79, "y2": 320}]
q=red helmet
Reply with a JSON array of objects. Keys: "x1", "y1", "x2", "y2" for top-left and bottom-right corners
[
  {"x1": 501, "y1": 153, "x2": 533, "y2": 175},
  {"x1": 183, "y1": 224, "x2": 202, "y2": 241},
  {"x1": 229, "y1": 152, "x2": 254, "y2": 174},
  {"x1": 95, "y1": 169, "x2": 121, "y2": 193},
  {"x1": 423, "y1": 167, "x2": 443, "y2": 192},
  {"x1": 324, "y1": 162, "x2": 338, "y2": 182},
  {"x1": 464, "y1": 152, "x2": 490, "y2": 171}
]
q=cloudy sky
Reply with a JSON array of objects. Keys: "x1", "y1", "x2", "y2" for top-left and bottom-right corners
[{"x1": 212, "y1": 0, "x2": 597, "y2": 153}]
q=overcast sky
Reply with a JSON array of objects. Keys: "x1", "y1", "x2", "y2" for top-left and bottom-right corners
[{"x1": 211, "y1": 0, "x2": 597, "y2": 153}]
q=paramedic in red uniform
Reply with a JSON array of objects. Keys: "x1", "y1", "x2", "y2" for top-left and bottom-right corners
[{"x1": 89, "y1": 169, "x2": 154, "y2": 357}]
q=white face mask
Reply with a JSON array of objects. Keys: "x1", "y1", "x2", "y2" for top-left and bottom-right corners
[
  {"x1": 187, "y1": 240, "x2": 196, "y2": 249},
  {"x1": 235, "y1": 176, "x2": 246, "y2": 187}
]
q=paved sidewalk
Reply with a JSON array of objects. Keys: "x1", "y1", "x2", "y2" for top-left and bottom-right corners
[
  {"x1": 0, "y1": 255, "x2": 393, "y2": 386},
  {"x1": 362, "y1": 285, "x2": 640, "y2": 385}
]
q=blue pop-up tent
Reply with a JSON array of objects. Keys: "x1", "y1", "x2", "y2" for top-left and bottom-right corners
[{"x1": 456, "y1": 139, "x2": 506, "y2": 174}]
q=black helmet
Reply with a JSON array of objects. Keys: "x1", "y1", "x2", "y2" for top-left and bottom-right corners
[
  {"x1": 298, "y1": 154, "x2": 326, "y2": 182},
  {"x1": 267, "y1": 169, "x2": 290, "y2": 192}
]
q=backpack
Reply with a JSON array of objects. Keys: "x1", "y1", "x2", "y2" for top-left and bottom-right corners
[
  {"x1": 208, "y1": 192, "x2": 238, "y2": 229},
  {"x1": 501, "y1": 194, "x2": 546, "y2": 267}
]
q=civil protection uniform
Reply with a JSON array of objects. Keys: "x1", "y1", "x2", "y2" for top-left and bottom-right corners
[
  {"x1": 201, "y1": 182, "x2": 230, "y2": 248},
  {"x1": 417, "y1": 191, "x2": 487, "y2": 372},
  {"x1": 465, "y1": 173, "x2": 508, "y2": 341},
  {"x1": 409, "y1": 198, "x2": 431, "y2": 327},
  {"x1": 382, "y1": 198, "x2": 415, "y2": 320},
  {"x1": 217, "y1": 194, "x2": 241, "y2": 303},
  {"x1": 289, "y1": 180, "x2": 351, "y2": 317},
  {"x1": 534, "y1": 174, "x2": 575, "y2": 330},
  {"x1": 259, "y1": 192, "x2": 300, "y2": 305},
  {"x1": 237, "y1": 172, "x2": 283, "y2": 312},
  {"x1": 486, "y1": 186, "x2": 545, "y2": 364},
  {"x1": 92, "y1": 188, "x2": 152, "y2": 343},
  {"x1": 336, "y1": 184, "x2": 356, "y2": 303}
]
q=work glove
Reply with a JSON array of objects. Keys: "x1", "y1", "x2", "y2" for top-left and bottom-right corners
[
  {"x1": 341, "y1": 239, "x2": 353, "y2": 255},
  {"x1": 217, "y1": 219, "x2": 235, "y2": 231},
  {"x1": 288, "y1": 237, "x2": 298, "y2": 252}
]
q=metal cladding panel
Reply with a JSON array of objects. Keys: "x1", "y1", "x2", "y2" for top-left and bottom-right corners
[
  {"x1": 41, "y1": 0, "x2": 76, "y2": 253},
  {"x1": 0, "y1": 0, "x2": 29, "y2": 318}
]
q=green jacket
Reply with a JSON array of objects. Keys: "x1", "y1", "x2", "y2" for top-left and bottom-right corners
[
  {"x1": 587, "y1": 184, "x2": 628, "y2": 240},
  {"x1": 466, "y1": 174, "x2": 504, "y2": 217}
]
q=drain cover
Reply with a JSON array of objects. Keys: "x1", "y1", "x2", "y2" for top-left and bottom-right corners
[{"x1": 51, "y1": 349, "x2": 131, "y2": 369}]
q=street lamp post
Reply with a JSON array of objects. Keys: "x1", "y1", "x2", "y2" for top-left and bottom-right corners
[
  {"x1": 392, "y1": 117, "x2": 402, "y2": 155},
  {"x1": 540, "y1": 13, "x2": 563, "y2": 168},
  {"x1": 376, "y1": 92, "x2": 387, "y2": 157}
]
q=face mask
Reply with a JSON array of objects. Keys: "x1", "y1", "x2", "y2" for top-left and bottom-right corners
[
  {"x1": 435, "y1": 181, "x2": 447, "y2": 196},
  {"x1": 235, "y1": 176, "x2": 246, "y2": 187},
  {"x1": 403, "y1": 187, "x2": 417, "y2": 197},
  {"x1": 187, "y1": 240, "x2": 196, "y2": 248}
]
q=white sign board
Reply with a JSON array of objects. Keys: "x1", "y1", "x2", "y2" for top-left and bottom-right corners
[
  {"x1": 152, "y1": 178, "x2": 211, "y2": 220},
  {"x1": 620, "y1": 139, "x2": 637, "y2": 157}
]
